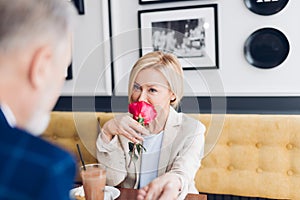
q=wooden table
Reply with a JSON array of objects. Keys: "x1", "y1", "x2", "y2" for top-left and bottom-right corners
[
  {"x1": 73, "y1": 184, "x2": 207, "y2": 200},
  {"x1": 116, "y1": 188, "x2": 207, "y2": 200}
]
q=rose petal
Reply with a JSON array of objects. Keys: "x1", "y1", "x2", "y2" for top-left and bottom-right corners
[{"x1": 128, "y1": 101, "x2": 157, "y2": 125}]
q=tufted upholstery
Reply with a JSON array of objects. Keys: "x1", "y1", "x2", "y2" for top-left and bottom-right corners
[
  {"x1": 41, "y1": 112, "x2": 300, "y2": 199},
  {"x1": 42, "y1": 112, "x2": 116, "y2": 181},
  {"x1": 195, "y1": 114, "x2": 300, "y2": 200}
]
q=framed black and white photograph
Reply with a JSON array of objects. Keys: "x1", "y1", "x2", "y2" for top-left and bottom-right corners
[
  {"x1": 138, "y1": 4, "x2": 219, "y2": 70},
  {"x1": 139, "y1": 0, "x2": 198, "y2": 5},
  {"x1": 66, "y1": 63, "x2": 73, "y2": 80},
  {"x1": 69, "y1": 0, "x2": 85, "y2": 15}
]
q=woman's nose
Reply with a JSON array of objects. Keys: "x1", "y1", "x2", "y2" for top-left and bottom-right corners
[{"x1": 138, "y1": 90, "x2": 148, "y2": 102}]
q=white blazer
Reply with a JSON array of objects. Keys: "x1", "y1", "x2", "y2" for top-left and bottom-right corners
[{"x1": 96, "y1": 107, "x2": 205, "y2": 199}]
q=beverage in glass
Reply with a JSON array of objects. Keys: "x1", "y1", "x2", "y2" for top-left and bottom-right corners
[{"x1": 80, "y1": 164, "x2": 106, "y2": 200}]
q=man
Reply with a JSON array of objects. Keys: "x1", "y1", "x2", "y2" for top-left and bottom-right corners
[{"x1": 0, "y1": 0, "x2": 76, "y2": 199}]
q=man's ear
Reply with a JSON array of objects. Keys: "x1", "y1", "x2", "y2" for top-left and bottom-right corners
[{"x1": 28, "y1": 46, "x2": 52, "y2": 89}]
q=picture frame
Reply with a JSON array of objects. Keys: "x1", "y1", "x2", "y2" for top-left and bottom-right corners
[
  {"x1": 139, "y1": 0, "x2": 198, "y2": 5},
  {"x1": 66, "y1": 63, "x2": 73, "y2": 80},
  {"x1": 69, "y1": 0, "x2": 85, "y2": 15},
  {"x1": 138, "y1": 4, "x2": 219, "y2": 70}
]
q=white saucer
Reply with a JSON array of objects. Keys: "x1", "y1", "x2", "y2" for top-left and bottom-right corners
[{"x1": 70, "y1": 185, "x2": 120, "y2": 200}]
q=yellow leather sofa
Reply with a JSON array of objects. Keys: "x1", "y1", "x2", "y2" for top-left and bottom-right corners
[{"x1": 42, "y1": 112, "x2": 300, "y2": 199}]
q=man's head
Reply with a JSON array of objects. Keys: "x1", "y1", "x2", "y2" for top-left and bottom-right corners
[{"x1": 0, "y1": 0, "x2": 74, "y2": 135}]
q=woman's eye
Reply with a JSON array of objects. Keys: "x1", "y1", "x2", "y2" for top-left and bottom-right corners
[
  {"x1": 149, "y1": 88, "x2": 157, "y2": 93},
  {"x1": 133, "y1": 84, "x2": 141, "y2": 91}
]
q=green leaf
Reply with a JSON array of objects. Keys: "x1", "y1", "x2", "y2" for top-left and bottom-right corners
[
  {"x1": 128, "y1": 141, "x2": 147, "y2": 167},
  {"x1": 133, "y1": 153, "x2": 138, "y2": 162},
  {"x1": 128, "y1": 151, "x2": 134, "y2": 157},
  {"x1": 128, "y1": 142, "x2": 134, "y2": 151},
  {"x1": 136, "y1": 144, "x2": 141, "y2": 154},
  {"x1": 140, "y1": 144, "x2": 147, "y2": 152},
  {"x1": 138, "y1": 117, "x2": 144, "y2": 126}
]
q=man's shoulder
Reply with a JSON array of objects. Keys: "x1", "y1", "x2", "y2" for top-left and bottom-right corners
[
  {"x1": 0, "y1": 123, "x2": 76, "y2": 189},
  {"x1": 26, "y1": 130, "x2": 76, "y2": 167},
  {"x1": 0, "y1": 126, "x2": 75, "y2": 200},
  {"x1": 0, "y1": 124, "x2": 75, "y2": 168}
]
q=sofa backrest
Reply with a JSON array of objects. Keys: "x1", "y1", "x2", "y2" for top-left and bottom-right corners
[
  {"x1": 42, "y1": 112, "x2": 300, "y2": 199},
  {"x1": 194, "y1": 114, "x2": 300, "y2": 200}
]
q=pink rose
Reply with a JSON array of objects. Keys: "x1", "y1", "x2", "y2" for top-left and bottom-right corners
[
  {"x1": 128, "y1": 101, "x2": 157, "y2": 126},
  {"x1": 127, "y1": 101, "x2": 157, "y2": 166}
]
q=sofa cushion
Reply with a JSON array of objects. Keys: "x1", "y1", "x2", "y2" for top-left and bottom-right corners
[
  {"x1": 42, "y1": 112, "x2": 300, "y2": 199},
  {"x1": 195, "y1": 114, "x2": 300, "y2": 199}
]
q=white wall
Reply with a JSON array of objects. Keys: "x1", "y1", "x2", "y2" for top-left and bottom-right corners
[
  {"x1": 61, "y1": 0, "x2": 112, "y2": 96},
  {"x1": 110, "y1": 0, "x2": 300, "y2": 96},
  {"x1": 65, "y1": 0, "x2": 300, "y2": 97}
]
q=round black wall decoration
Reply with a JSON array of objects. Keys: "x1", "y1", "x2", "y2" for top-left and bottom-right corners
[
  {"x1": 244, "y1": 0, "x2": 289, "y2": 16},
  {"x1": 244, "y1": 28, "x2": 289, "y2": 69}
]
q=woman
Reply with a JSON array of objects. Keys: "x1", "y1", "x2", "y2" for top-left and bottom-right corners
[{"x1": 96, "y1": 51, "x2": 205, "y2": 200}]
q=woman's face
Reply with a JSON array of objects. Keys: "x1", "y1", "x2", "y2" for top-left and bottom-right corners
[{"x1": 131, "y1": 68, "x2": 175, "y2": 116}]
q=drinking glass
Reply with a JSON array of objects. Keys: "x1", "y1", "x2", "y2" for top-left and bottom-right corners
[{"x1": 80, "y1": 164, "x2": 106, "y2": 200}]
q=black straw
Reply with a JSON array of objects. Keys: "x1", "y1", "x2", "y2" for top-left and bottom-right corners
[{"x1": 76, "y1": 143, "x2": 86, "y2": 171}]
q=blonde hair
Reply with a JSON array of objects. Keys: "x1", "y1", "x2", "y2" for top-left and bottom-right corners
[{"x1": 128, "y1": 51, "x2": 184, "y2": 109}]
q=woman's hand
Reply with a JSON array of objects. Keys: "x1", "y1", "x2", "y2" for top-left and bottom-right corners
[
  {"x1": 101, "y1": 114, "x2": 149, "y2": 143},
  {"x1": 137, "y1": 173, "x2": 182, "y2": 200}
]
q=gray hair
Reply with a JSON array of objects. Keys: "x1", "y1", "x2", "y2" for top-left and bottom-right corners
[{"x1": 0, "y1": 0, "x2": 75, "y2": 53}]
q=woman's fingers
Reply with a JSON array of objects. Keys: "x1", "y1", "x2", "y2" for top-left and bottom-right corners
[
  {"x1": 130, "y1": 122, "x2": 150, "y2": 136},
  {"x1": 112, "y1": 115, "x2": 149, "y2": 142},
  {"x1": 125, "y1": 127, "x2": 144, "y2": 141},
  {"x1": 137, "y1": 188, "x2": 147, "y2": 200},
  {"x1": 122, "y1": 129, "x2": 143, "y2": 143},
  {"x1": 137, "y1": 174, "x2": 181, "y2": 200},
  {"x1": 158, "y1": 182, "x2": 178, "y2": 200},
  {"x1": 115, "y1": 125, "x2": 142, "y2": 143},
  {"x1": 143, "y1": 181, "x2": 163, "y2": 200}
]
